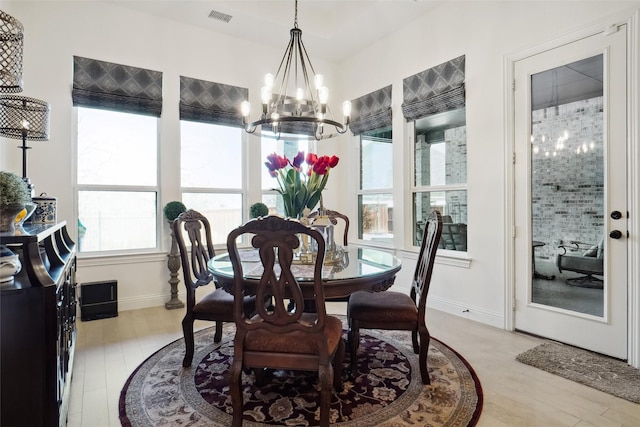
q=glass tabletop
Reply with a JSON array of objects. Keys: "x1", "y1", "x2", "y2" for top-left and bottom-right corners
[{"x1": 208, "y1": 246, "x2": 401, "y2": 282}]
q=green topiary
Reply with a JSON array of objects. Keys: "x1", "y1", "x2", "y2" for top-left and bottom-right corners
[
  {"x1": 250, "y1": 202, "x2": 269, "y2": 218},
  {"x1": 0, "y1": 171, "x2": 31, "y2": 206},
  {"x1": 163, "y1": 201, "x2": 187, "y2": 221}
]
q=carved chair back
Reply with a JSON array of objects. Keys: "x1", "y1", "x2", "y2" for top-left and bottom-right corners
[
  {"x1": 412, "y1": 210, "x2": 443, "y2": 323},
  {"x1": 308, "y1": 208, "x2": 350, "y2": 246},
  {"x1": 226, "y1": 215, "x2": 328, "y2": 334},
  {"x1": 173, "y1": 209, "x2": 216, "y2": 309}
]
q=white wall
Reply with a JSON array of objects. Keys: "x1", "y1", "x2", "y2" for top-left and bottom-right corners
[
  {"x1": 2, "y1": 1, "x2": 638, "y2": 324},
  {"x1": 1, "y1": 0, "x2": 339, "y2": 309},
  {"x1": 336, "y1": 0, "x2": 639, "y2": 327}
]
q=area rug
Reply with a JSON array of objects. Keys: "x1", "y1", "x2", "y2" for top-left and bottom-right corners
[
  {"x1": 120, "y1": 321, "x2": 483, "y2": 426},
  {"x1": 516, "y1": 342, "x2": 640, "y2": 403}
]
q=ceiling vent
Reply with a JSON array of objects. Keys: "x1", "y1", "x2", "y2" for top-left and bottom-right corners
[{"x1": 208, "y1": 10, "x2": 232, "y2": 23}]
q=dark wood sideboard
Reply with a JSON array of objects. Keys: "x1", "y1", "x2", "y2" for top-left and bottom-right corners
[{"x1": 1, "y1": 222, "x2": 77, "y2": 427}]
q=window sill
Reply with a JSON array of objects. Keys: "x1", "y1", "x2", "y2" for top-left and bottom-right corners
[{"x1": 400, "y1": 248, "x2": 472, "y2": 269}]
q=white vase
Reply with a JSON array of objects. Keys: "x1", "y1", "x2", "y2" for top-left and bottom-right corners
[{"x1": 0, "y1": 245, "x2": 21, "y2": 283}]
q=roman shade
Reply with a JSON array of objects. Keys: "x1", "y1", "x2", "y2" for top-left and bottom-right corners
[
  {"x1": 401, "y1": 55, "x2": 465, "y2": 121},
  {"x1": 263, "y1": 110, "x2": 316, "y2": 137},
  {"x1": 179, "y1": 76, "x2": 248, "y2": 128},
  {"x1": 349, "y1": 85, "x2": 392, "y2": 135},
  {"x1": 72, "y1": 56, "x2": 163, "y2": 117}
]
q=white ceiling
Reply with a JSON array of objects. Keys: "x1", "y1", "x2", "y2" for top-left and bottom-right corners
[{"x1": 104, "y1": 0, "x2": 446, "y2": 62}]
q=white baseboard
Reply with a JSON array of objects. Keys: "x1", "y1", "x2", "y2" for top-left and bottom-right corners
[
  {"x1": 118, "y1": 293, "x2": 181, "y2": 312},
  {"x1": 427, "y1": 296, "x2": 505, "y2": 329}
]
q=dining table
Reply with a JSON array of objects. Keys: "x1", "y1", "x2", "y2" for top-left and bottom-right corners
[{"x1": 208, "y1": 246, "x2": 402, "y2": 300}]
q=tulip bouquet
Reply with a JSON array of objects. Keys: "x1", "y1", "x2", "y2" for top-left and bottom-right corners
[{"x1": 265, "y1": 151, "x2": 339, "y2": 219}]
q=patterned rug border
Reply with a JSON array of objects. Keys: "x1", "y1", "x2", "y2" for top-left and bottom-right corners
[
  {"x1": 120, "y1": 321, "x2": 483, "y2": 426},
  {"x1": 516, "y1": 342, "x2": 640, "y2": 404}
]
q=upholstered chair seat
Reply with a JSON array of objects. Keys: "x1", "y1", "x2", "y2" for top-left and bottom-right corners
[
  {"x1": 192, "y1": 288, "x2": 254, "y2": 316},
  {"x1": 244, "y1": 314, "x2": 343, "y2": 355},
  {"x1": 348, "y1": 291, "x2": 419, "y2": 325}
]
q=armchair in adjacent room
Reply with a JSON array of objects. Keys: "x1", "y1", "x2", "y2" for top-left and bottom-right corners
[{"x1": 555, "y1": 239, "x2": 604, "y2": 287}]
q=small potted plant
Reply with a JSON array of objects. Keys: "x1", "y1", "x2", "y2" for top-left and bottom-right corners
[
  {"x1": 163, "y1": 201, "x2": 187, "y2": 223},
  {"x1": 250, "y1": 202, "x2": 269, "y2": 218},
  {"x1": 0, "y1": 171, "x2": 32, "y2": 233}
]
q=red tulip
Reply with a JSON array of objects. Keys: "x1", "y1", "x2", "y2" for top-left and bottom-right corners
[
  {"x1": 265, "y1": 153, "x2": 288, "y2": 172},
  {"x1": 313, "y1": 156, "x2": 330, "y2": 175},
  {"x1": 292, "y1": 151, "x2": 305, "y2": 170},
  {"x1": 329, "y1": 155, "x2": 339, "y2": 168},
  {"x1": 306, "y1": 153, "x2": 318, "y2": 166}
]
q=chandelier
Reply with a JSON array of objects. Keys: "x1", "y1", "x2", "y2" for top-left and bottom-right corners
[{"x1": 241, "y1": 0, "x2": 351, "y2": 141}]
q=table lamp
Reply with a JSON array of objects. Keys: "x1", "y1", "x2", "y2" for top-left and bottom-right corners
[{"x1": 0, "y1": 95, "x2": 50, "y2": 196}]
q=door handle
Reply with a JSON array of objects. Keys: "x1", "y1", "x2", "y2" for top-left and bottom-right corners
[
  {"x1": 609, "y1": 230, "x2": 623, "y2": 239},
  {"x1": 610, "y1": 210, "x2": 622, "y2": 220}
]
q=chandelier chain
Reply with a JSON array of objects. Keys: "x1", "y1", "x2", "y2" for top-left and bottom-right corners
[{"x1": 294, "y1": 0, "x2": 299, "y2": 29}]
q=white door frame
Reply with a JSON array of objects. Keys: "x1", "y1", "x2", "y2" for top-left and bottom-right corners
[{"x1": 504, "y1": 9, "x2": 640, "y2": 367}]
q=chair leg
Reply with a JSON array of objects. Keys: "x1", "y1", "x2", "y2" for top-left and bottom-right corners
[
  {"x1": 348, "y1": 320, "x2": 361, "y2": 378},
  {"x1": 318, "y1": 363, "x2": 333, "y2": 427},
  {"x1": 229, "y1": 358, "x2": 244, "y2": 427},
  {"x1": 214, "y1": 320, "x2": 223, "y2": 342},
  {"x1": 418, "y1": 329, "x2": 431, "y2": 385},
  {"x1": 182, "y1": 315, "x2": 195, "y2": 368},
  {"x1": 411, "y1": 330, "x2": 419, "y2": 354},
  {"x1": 254, "y1": 367, "x2": 266, "y2": 387},
  {"x1": 333, "y1": 338, "x2": 345, "y2": 392}
]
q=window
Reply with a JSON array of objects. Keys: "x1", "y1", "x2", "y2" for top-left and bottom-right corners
[
  {"x1": 180, "y1": 121, "x2": 243, "y2": 244},
  {"x1": 412, "y1": 108, "x2": 467, "y2": 250},
  {"x1": 73, "y1": 56, "x2": 163, "y2": 253},
  {"x1": 261, "y1": 135, "x2": 312, "y2": 216},
  {"x1": 77, "y1": 107, "x2": 159, "y2": 252},
  {"x1": 402, "y1": 55, "x2": 466, "y2": 251},
  {"x1": 358, "y1": 127, "x2": 393, "y2": 244}
]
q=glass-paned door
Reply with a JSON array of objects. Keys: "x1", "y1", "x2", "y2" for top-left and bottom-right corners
[{"x1": 514, "y1": 27, "x2": 628, "y2": 359}]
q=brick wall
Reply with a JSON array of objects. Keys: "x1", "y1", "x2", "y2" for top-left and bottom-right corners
[{"x1": 531, "y1": 96, "x2": 604, "y2": 259}]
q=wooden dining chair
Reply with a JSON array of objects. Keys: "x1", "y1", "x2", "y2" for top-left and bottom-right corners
[
  {"x1": 173, "y1": 209, "x2": 261, "y2": 368},
  {"x1": 226, "y1": 215, "x2": 345, "y2": 427},
  {"x1": 308, "y1": 208, "x2": 351, "y2": 306},
  {"x1": 347, "y1": 210, "x2": 442, "y2": 384},
  {"x1": 308, "y1": 208, "x2": 350, "y2": 247}
]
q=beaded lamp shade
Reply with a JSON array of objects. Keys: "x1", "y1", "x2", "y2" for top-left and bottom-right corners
[
  {"x1": 0, "y1": 95, "x2": 50, "y2": 140},
  {"x1": 0, "y1": 95, "x2": 50, "y2": 191},
  {"x1": 0, "y1": 11, "x2": 24, "y2": 93}
]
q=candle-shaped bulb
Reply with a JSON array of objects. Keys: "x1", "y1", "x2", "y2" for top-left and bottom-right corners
[
  {"x1": 264, "y1": 73, "x2": 274, "y2": 89},
  {"x1": 296, "y1": 87, "x2": 305, "y2": 101},
  {"x1": 318, "y1": 86, "x2": 329, "y2": 104},
  {"x1": 21, "y1": 119, "x2": 29, "y2": 130},
  {"x1": 261, "y1": 86, "x2": 271, "y2": 105},
  {"x1": 241, "y1": 101, "x2": 251, "y2": 117},
  {"x1": 314, "y1": 74, "x2": 324, "y2": 90},
  {"x1": 342, "y1": 100, "x2": 352, "y2": 118}
]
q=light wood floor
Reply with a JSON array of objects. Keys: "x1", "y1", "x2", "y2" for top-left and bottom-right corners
[{"x1": 67, "y1": 303, "x2": 640, "y2": 427}]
